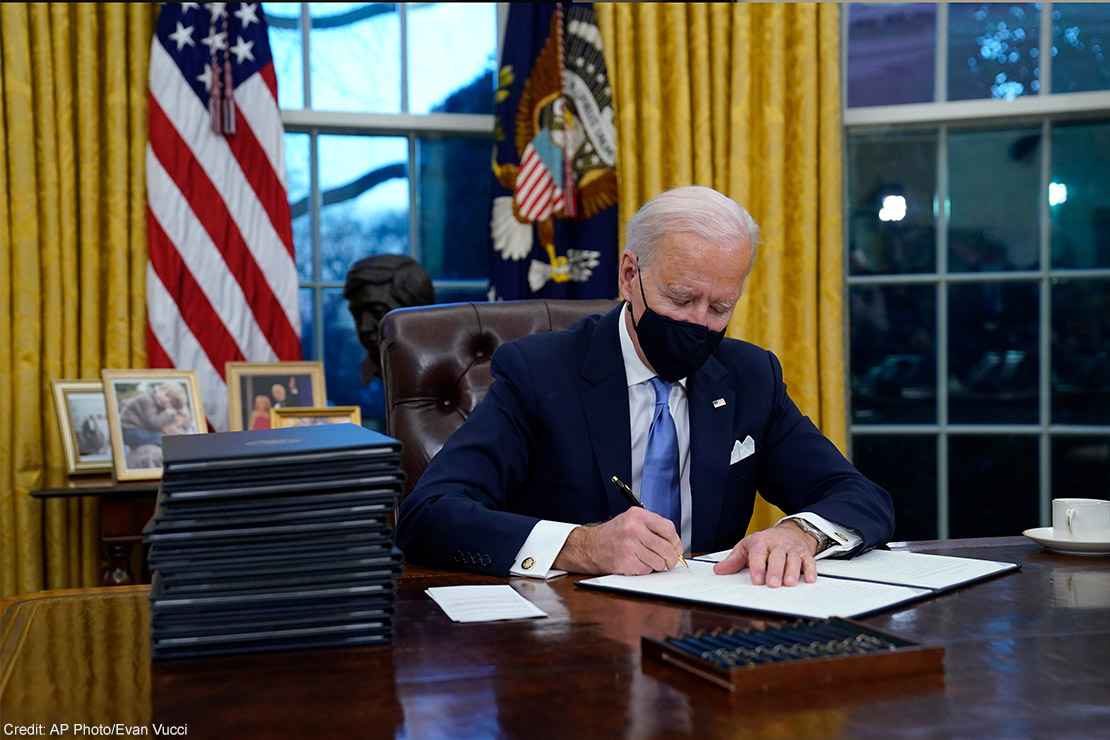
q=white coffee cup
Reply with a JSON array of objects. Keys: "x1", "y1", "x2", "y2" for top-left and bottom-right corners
[{"x1": 1052, "y1": 498, "x2": 1110, "y2": 541}]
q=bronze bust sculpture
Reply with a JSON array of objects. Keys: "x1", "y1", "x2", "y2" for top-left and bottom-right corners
[{"x1": 344, "y1": 254, "x2": 435, "y2": 382}]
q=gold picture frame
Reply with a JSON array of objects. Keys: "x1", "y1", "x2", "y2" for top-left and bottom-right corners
[
  {"x1": 102, "y1": 369, "x2": 208, "y2": 482},
  {"x1": 271, "y1": 406, "x2": 362, "y2": 429},
  {"x1": 225, "y1": 361, "x2": 327, "y2": 431},
  {"x1": 51, "y1": 379, "x2": 114, "y2": 475}
]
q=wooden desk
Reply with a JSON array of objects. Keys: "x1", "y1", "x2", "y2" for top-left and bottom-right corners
[
  {"x1": 31, "y1": 477, "x2": 158, "y2": 585},
  {"x1": 2, "y1": 538, "x2": 1109, "y2": 738}
]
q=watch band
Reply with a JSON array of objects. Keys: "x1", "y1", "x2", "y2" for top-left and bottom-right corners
[{"x1": 790, "y1": 517, "x2": 832, "y2": 554}]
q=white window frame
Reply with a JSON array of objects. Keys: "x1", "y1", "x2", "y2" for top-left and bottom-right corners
[
  {"x1": 842, "y1": 1, "x2": 1110, "y2": 538},
  {"x1": 280, "y1": 2, "x2": 505, "y2": 362}
]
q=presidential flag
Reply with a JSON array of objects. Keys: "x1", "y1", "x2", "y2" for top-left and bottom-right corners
[
  {"x1": 145, "y1": 2, "x2": 300, "y2": 430},
  {"x1": 489, "y1": 2, "x2": 618, "y2": 300}
]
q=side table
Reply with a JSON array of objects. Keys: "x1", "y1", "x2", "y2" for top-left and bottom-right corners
[{"x1": 31, "y1": 477, "x2": 158, "y2": 585}]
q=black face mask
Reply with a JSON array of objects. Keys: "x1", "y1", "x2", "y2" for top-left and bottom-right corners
[{"x1": 630, "y1": 268, "x2": 726, "y2": 382}]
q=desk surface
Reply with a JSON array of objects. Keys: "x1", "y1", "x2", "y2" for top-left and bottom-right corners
[{"x1": 2, "y1": 538, "x2": 1109, "y2": 739}]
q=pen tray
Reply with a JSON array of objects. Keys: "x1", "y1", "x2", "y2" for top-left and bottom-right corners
[{"x1": 642, "y1": 617, "x2": 944, "y2": 693}]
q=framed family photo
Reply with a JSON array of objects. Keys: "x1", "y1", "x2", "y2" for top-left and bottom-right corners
[
  {"x1": 271, "y1": 406, "x2": 362, "y2": 429},
  {"x1": 102, "y1": 369, "x2": 207, "y2": 481},
  {"x1": 225, "y1": 361, "x2": 327, "y2": 432},
  {"x1": 51, "y1": 380, "x2": 113, "y2": 475}
]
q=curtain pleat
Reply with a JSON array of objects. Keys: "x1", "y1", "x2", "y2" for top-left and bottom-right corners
[{"x1": 0, "y1": 6, "x2": 18, "y2": 595}]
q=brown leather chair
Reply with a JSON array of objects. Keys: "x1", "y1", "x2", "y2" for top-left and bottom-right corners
[{"x1": 380, "y1": 299, "x2": 618, "y2": 496}]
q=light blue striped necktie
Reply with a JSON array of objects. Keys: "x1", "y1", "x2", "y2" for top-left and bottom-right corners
[{"x1": 640, "y1": 377, "x2": 681, "y2": 534}]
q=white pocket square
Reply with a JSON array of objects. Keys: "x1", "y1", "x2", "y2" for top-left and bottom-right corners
[{"x1": 730, "y1": 435, "x2": 756, "y2": 465}]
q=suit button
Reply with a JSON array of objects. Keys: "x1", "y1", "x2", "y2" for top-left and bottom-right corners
[{"x1": 522, "y1": 557, "x2": 535, "y2": 570}]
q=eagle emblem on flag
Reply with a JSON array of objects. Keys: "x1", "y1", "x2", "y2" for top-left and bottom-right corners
[{"x1": 490, "y1": 3, "x2": 618, "y2": 298}]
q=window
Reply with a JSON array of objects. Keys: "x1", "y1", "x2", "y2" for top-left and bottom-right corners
[
  {"x1": 266, "y1": 3, "x2": 500, "y2": 427},
  {"x1": 845, "y1": 3, "x2": 1110, "y2": 540}
]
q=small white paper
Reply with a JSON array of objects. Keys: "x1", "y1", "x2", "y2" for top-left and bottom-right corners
[{"x1": 426, "y1": 585, "x2": 547, "y2": 623}]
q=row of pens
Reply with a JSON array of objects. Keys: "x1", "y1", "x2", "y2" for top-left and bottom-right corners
[{"x1": 664, "y1": 618, "x2": 901, "y2": 669}]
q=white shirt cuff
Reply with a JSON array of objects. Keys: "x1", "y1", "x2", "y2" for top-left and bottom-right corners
[
  {"x1": 778, "y1": 512, "x2": 862, "y2": 560},
  {"x1": 509, "y1": 520, "x2": 579, "y2": 578}
]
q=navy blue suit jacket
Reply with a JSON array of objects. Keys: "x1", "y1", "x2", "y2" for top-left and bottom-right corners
[{"x1": 396, "y1": 305, "x2": 894, "y2": 574}]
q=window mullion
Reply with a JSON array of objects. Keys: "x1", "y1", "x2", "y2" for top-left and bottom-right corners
[
  {"x1": 1041, "y1": 1, "x2": 1054, "y2": 96},
  {"x1": 408, "y1": 133, "x2": 420, "y2": 264},
  {"x1": 1039, "y1": 117, "x2": 1053, "y2": 526},
  {"x1": 936, "y1": 124, "x2": 949, "y2": 540},
  {"x1": 310, "y1": 129, "x2": 324, "y2": 363},
  {"x1": 301, "y1": 2, "x2": 311, "y2": 109},
  {"x1": 399, "y1": 3, "x2": 410, "y2": 114}
]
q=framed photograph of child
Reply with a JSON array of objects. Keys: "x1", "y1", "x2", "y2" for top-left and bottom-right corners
[
  {"x1": 225, "y1": 361, "x2": 327, "y2": 432},
  {"x1": 51, "y1": 380, "x2": 114, "y2": 475},
  {"x1": 101, "y1": 369, "x2": 207, "y2": 482},
  {"x1": 271, "y1": 406, "x2": 362, "y2": 429}
]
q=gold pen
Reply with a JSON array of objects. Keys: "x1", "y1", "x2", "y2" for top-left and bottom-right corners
[{"x1": 609, "y1": 475, "x2": 689, "y2": 568}]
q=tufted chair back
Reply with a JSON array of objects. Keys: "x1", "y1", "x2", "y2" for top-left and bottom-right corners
[{"x1": 380, "y1": 299, "x2": 618, "y2": 497}]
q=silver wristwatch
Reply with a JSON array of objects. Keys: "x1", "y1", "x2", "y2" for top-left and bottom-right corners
[{"x1": 790, "y1": 517, "x2": 833, "y2": 554}]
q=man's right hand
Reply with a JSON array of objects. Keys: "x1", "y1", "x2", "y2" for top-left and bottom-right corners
[{"x1": 553, "y1": 507, "x2": 684, "y2": 575}]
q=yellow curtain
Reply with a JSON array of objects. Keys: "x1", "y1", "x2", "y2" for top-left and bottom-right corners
[
  {"x1": 0, "y1": 3, "x2": 155, "y2": 597},
  {"x1": 597, "y1": 3, "x2": 846, "y2": 533}
]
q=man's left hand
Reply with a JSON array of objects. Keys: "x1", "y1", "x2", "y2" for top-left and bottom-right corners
[{"x1": 712, "y1": 521, "x2": 818, "y2": 587}]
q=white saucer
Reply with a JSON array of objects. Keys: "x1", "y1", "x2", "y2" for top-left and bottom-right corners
[{"x1": 1023, "y1": 527, "x2": 1110, "y2": 556}]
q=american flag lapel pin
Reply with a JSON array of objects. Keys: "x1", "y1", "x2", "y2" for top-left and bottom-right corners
[{"x1": 713, "y1": 398, "x2": 726, "y2": 409}]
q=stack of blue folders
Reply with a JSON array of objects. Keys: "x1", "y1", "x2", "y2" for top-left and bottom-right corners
[{"x1": 143, "y1": 423, "x2": 404, "y2": 659}]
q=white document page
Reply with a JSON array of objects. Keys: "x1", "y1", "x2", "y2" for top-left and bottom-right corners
[
  {"x1": 579, "y1": 560, "x2": 929, "y2": 619},
  {"x1": 426, "y1": 585, "x2": 548, "y2": 623},
  {"x1": 812, "y1": 549, "x2": 1017, "y2": 590}
]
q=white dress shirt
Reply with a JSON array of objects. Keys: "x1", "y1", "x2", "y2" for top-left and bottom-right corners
[{"x1": 510, "y1": 304, "x2": 860, "y2": 577}]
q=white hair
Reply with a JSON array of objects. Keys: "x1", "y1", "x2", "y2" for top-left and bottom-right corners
[{"x1": 625, "y1": 186, "x2": 760, "y2": 269}]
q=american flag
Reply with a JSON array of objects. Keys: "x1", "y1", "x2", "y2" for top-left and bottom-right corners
[
  {"x1": 514, "y1": 142, "x2": 564, "y2": 223},
  {"x1": 146, "y1": 2, "x2": 300, "y2": 430}
]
